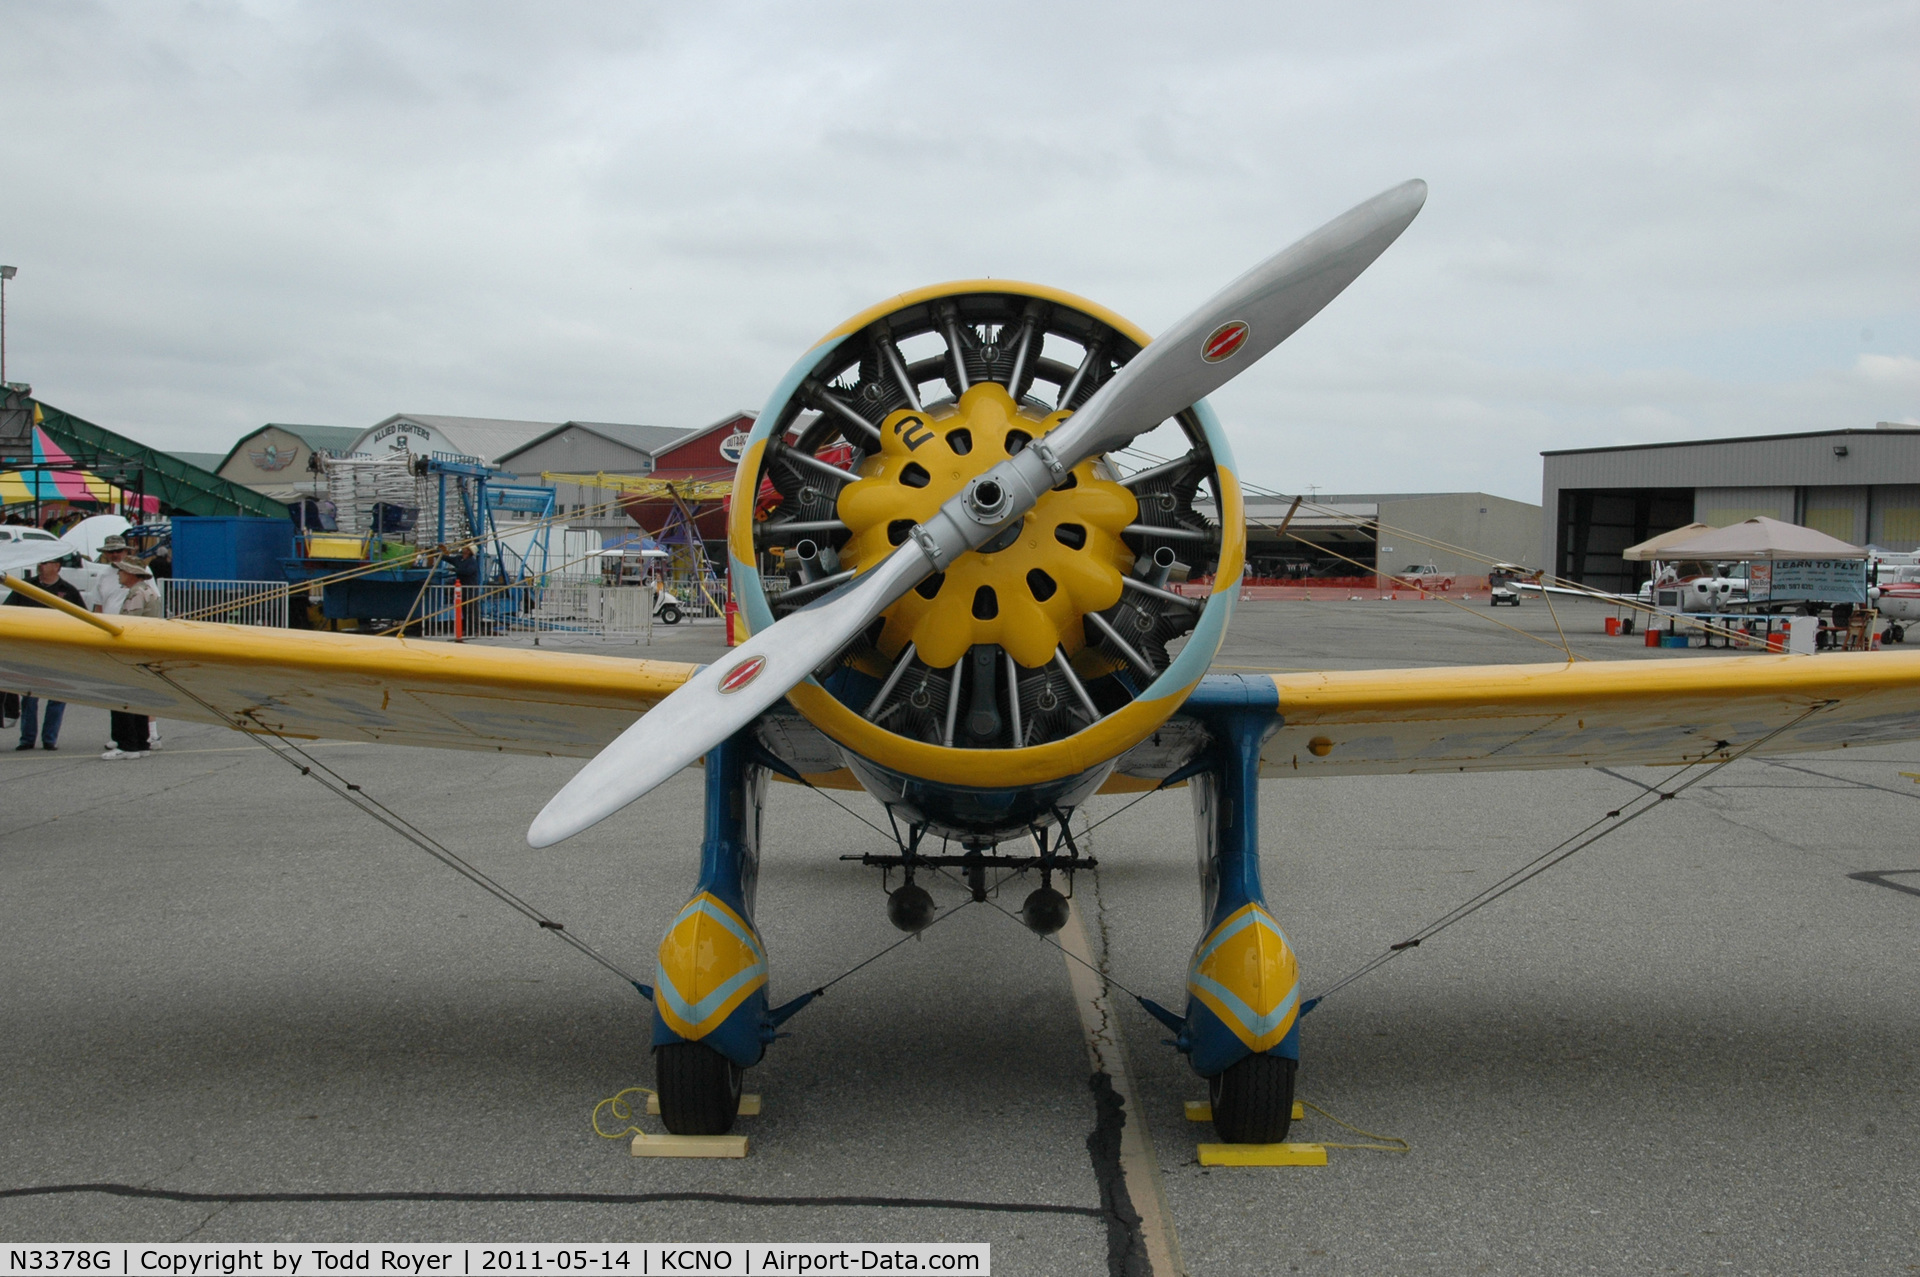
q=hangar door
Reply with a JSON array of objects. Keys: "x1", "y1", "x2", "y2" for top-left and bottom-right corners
[{"x1": 1556, "y1": 489, "x2": 1694, "y2": 592}]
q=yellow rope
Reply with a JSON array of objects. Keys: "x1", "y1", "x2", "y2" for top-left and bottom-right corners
[
  {"x1": 1535, "y1": 565, "x2": 1577, "y2": 662},
  {"x1": 1280, "y1": 496, "x2": 1779, "y2": 650},
  {"x1": 591, "y1": 1086, "x2": 658, "y2": 1140},
  {"x1": 542, "y1": 472, "x2": 736, "y2": 501},
  {"x1": 168, "y1": 488, "x2": 639, "y2": 622},
  {"x1": 1299, "y1": 1099, "x2": 1410, "y2": 1154},
  {"x1": 371, "y1": 537, "x2": 618, "y2": 637},
  {"x1": 1266, "y1": 524, "x2": 1579, "y2": 658}
]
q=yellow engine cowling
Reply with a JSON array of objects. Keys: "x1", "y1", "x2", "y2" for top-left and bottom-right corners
[
  {"x1": 727, "y1": 280, "x2": 1247, "y2": 800},
  {"x1": 841, "y1": 387, "x2": 1137, "y2": 673}
]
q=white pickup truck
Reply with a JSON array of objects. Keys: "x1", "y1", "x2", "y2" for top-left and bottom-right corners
[
  {"x1": 0, "y1": 519, "x2": 125, "y2": 607},
  {"x1": 1394, "y1": 563, "x2": 1455, "y2": 590}
]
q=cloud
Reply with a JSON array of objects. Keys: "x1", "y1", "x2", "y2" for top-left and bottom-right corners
[{"x1": 0, "y1": 0, "x2": 1912, "y2": 503}]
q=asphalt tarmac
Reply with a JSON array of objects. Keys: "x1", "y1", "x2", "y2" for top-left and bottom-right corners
[{"x1": 2, "y1": 598, "x2": 1916, "y2": 1274}]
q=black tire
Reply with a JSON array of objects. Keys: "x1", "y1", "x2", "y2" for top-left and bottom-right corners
[
  {"x1": 655, "y1": 1042, "x2": 743, "y2": 1135},
  {"x1": 1208, "y1": 1052, "x2": 1297, "y2": 1144},
  {"x1": 1892, "y1": 625, "x2": 1905, "y2": 644},
  {"x1": 659, "y1": 605, "x2": 682, "y2": 625}
]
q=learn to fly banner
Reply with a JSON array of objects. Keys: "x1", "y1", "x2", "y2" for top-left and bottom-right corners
[{"x1": 1747, "y1": 559, "x2": 1868, "y2": 605}]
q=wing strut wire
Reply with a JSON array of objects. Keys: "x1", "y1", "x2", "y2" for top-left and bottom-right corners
[
  {"x1": 1301, "y1": 700, "x2": 1836, "y2": 1013},
  {"x1": 141, "y1": 665, "x2": 653, "y2": 997}
]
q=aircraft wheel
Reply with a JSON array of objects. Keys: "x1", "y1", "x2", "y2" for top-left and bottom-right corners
[
  {"x1": 658, "y1": 605, "x2": 682, "y2": 625},
  {"x1": 655, "y1": 1042, "x2": 742, "y2": 1135},
  {"x1": 1208, "y1": 1052, "x2": 1296, "y2": 1144},
  {"x1": 1892, "y1": 625, "x2": 1905, "y2": 644}
]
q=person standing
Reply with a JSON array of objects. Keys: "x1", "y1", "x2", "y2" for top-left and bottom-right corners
[
  {"x1": 102, "y1": 561, "x2": 164, "y2": 759},
  {"x1": 91, "y1": 535, "x2": 131, "y2": 614},
  {"x1": 87, "y1": 534, "x2": 131, "y2": 750},
  {"x1": 453, "y1": 544, "x2": 481, "y2": 638},
  {"x1": 5, "y1": 555, "x2": 83, "y2": 750}
]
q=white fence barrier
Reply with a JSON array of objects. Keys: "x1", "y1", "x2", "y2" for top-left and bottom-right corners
[
  {"x1": 155, "y1": 577, "x2": 795, "y2": 638},
  {"x1": 159, "y1": 579, "x2": 290, "y2": 627},
  {"x1": 406, "y1": 582, "x2": 683, "y2": 637}
]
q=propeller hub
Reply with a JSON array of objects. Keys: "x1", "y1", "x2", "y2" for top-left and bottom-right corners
[
  {"x1": 964, "y1": 477, "x2": 1011, "y2": 524},
  {"x1": 836, "y1": 383, "x2": 1138, "y2": 672}
]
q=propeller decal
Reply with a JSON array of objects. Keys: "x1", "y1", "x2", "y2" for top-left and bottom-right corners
[
  {"x1": 718, "y1": 655, "x2": 767, "y2": 694},
  {"x1": 1202, "y1": 320, "x2": 1251, "y2": 363}
]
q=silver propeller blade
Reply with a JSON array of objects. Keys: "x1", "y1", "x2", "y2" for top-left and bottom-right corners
[
  {"x1": 524, "y1": 545, "x2": 930, "y2": 848},
  {"x1": 527, "y1": 179, "x2": 1426, "y2": 847},
  {"x1": 1041, "y1": 179, "x2": 1427, "y2": 467}
]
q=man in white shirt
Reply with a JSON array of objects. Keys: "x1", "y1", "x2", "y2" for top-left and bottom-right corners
[{"x1": 90, "y1": 535, "x2": 131, "y2": 615}]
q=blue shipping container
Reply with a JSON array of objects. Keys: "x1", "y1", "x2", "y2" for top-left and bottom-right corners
[{"x1": 172, "y1": 516, "x2": 296, "y2": 582}]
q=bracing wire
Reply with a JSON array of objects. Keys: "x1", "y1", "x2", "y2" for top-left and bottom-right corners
[
  {"x1": 1303, "y1": 701, "x2": 1833, "y2": 1010},
  {"x1": 928, "y1": 863, "x2": 1158, "y2": 1007},
  {"x1": 143, "y1": 666, "x2": 651, "y2": 993}
]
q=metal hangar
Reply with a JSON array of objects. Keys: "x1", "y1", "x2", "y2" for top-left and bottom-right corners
[{"x1": 1543, "y1": 423, "x2": 1920, "y2": 592}]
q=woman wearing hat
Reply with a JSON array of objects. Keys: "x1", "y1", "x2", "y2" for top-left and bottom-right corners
[{"x1": 102, "y1": 561, "x2": 163, "y2": 760}]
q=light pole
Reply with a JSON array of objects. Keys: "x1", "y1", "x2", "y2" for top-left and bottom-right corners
[{"x1": 0, "y1": 265, "x2": 15, "y2": 388}]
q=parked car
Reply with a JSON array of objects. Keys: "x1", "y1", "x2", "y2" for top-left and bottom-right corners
[
  {"x1": 1395, "y1": 563, "x2": 1454, "y2": 591},
  {"x1": 0, "y1": 523, "x2": 116, "y2": 605}
]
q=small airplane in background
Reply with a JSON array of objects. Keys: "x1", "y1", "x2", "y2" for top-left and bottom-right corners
[
  {"x1": 1870, "y1": 558, "x2": 1920, "y2": 642},
  {"x1": 1511, "y1": 565, "x2": 1749, "y2": 616}
]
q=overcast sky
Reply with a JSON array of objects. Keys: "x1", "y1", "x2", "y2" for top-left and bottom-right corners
[{"x1": 2, "y1": 1, "x2": 1914, "y2": 500}]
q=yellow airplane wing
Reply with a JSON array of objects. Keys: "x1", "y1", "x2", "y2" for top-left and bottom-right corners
[
  {"x1": 12, "y1": 600, "x2": 1917, "y2": 782},
  {"x1": 0, "y1": 608, "x2": 699, "y2": 757},
  {"x1": 1261, "y1": 652, "x2": 1920, "y2": 775}
]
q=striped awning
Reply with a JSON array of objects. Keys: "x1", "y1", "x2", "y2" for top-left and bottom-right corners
[{"x1": 0, "y1": 427, "x2": 160, "y2": 513}]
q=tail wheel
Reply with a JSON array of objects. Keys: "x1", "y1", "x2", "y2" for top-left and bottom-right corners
[
  {"x1": 1208, "y1": 1052, "x2": 1296, "y2": 1144},
  {"x1": 655, "y1": 1041, "x2": 743, "y2": 1135}
]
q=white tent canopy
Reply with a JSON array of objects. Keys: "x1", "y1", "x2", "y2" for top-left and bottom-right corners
[
  {"x1": 61, "y1": 513, "x2": 131, "y2": 560},
  {"x1": 1651, "y1": 516, "x2": 1868, "y2": 561},
  {"x1": 1621, "y1": 523, "x2": 1714, "y2": 562}
]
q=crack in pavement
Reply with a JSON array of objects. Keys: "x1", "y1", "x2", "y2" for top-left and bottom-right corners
[
  {"x1": 1064, "y1": 849, "x2": 1183, "y2": 1277},
  {"x1": 174, "y1": 1200, "x2": 232, "y2": 1242},
  {"x1": 0, "y1": 757, "x2": 250, "y2": 841}
]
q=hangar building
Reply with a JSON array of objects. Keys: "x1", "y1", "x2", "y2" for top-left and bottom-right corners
[
  {"x1": 495, "y1": 412, "x2": 754, "y2": 556},
  {"x1": 1220, "y1": 491, "x2": 1541, "y2": 581},
  {"x1": 202, "y1": 423, "x2": 365, "y2": 501},
  {"x1": 1542, "y1": 424, "x2": 1920, "y2": 593}
]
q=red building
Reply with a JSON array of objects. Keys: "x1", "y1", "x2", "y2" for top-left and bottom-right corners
[{"x1": 621, "y1": 411, "x2": 754, "y2": 551}]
